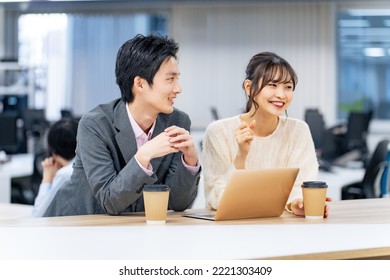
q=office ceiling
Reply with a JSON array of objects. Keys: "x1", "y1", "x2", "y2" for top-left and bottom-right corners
[{"x1": 2, "y1": 0, "x2": 390, "y2": 61}]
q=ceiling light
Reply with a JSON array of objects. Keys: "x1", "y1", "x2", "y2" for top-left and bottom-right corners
[
  {"x1": 339, "y1": 19, "x2": 370, "y2": 28},
  {"x1": 364, "y1": 47, "x2": 385, "y2": 57},
  {"x1": 348, "y1": 9, "x2": 390, "y2": 16}
]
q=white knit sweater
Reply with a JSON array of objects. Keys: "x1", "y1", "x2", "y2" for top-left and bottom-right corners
[{"x1": 202, "y1": 115, "x2": 319, "y2": 210}]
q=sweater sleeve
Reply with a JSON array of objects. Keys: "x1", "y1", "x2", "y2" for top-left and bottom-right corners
[{"x1": 202, "y1": 121, "x2": 237, "y2": 210}]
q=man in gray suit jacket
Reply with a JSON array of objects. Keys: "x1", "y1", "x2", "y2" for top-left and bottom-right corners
[{"x1": 43, "y1": 34, "x2": 201, "y2": 216}]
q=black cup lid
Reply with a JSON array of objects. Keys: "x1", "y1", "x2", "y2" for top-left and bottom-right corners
[
  {"x1": 143, "y1": 184, "x2": 170, "y2": 192},
  {"x1": 302, "y1": 181, "x2": 328, "y2": 188}
]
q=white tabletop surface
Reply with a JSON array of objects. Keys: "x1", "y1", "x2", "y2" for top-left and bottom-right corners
[
  {"x1": 1, "y1": 223, "x2": 389, "y2": 260},
  {"x1": 1, "y1": 198, "x2": 390, "y2": 260}
]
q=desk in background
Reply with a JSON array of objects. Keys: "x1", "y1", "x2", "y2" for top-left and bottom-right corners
[
  {"x1": 0, "y1": 153, "x2": 33, "y2": 203},
  {"x1": 1, "y1": 198, "x2": 389, "y2": 260},
  {"x1": 318, "y1": 166, "x2": 365, "y2": 200},
  {"x1": 0, "y1": 203, "x2": 32, "y2": 220}
]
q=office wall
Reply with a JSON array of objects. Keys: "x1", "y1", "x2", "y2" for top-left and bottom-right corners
[
  {"x1": 170, "y1": 2, "x2": 337, "y2": 129},
  {"x1": 1, "y1": 0, "x2": 390, "y2": 132}
]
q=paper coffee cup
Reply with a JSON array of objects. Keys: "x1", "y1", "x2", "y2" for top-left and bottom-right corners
[
  {"x1": 143, "y1": 185, "x2": 170, "y2": 224},
  {"x1": 301, "y1": 181, "x2": 327, "y2": 219}
]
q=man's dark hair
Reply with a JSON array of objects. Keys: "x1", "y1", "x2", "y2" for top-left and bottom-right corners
[
  {"x1": 115, "y1": 34, "x2": 179, "y2": 103},
  {"x1": 47, "y1": 118, "x2": 78, "y2": 161}
]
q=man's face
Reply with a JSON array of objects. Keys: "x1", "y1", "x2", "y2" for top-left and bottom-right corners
[{"x1": 142, "y1": 56, "x2": 182, "y2": 115}]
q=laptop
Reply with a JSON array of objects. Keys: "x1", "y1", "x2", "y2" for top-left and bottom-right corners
[{"x1": 184, "y1": 167, "x2": 299, "y2": 221}]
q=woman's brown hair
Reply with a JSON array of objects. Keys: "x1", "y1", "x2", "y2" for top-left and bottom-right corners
[{"x1": 243, "y1": 52, "x2": 297, "y2": 114}]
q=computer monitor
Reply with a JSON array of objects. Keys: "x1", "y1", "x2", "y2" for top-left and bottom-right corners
[
  {"x1": 0, "y1": 94, "x2": 28, "y2": 118},
  {"x1": 22, "y1": 109, "x2": 47, "y2": 133},
  {"x1": 0, "y1": 112, "x2": 19, "y2": 154}
]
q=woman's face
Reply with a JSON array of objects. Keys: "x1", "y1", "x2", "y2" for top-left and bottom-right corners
[{"x1": 252, "y1": 74, "x2": 294, "y2": 117}]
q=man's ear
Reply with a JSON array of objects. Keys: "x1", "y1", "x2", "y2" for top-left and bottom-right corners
[{"x1": 133, "y1": 76, "x2": 144, "y2": 92}]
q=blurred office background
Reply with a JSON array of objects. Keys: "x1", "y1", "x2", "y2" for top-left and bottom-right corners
[{"x1": 0, "y1": 0, "x2": 390, "y2": 205}]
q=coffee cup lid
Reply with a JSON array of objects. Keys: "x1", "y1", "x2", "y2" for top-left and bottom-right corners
[
  {"x1": 143, "y1": 184, "x2": 170, "y2": 192},
  {"x1": 302, "y1": 181, "x2": 328, "y2": 188}
]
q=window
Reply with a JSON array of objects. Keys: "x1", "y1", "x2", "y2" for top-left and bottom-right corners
[
  {"x1": 18, "y1": 12, "x2": 168, "y2": 121},
  {"x1": 18, "y1": 13, "x2": 67, "y2": 117},
  {"x1": 337, "y1": 10, "x2": 390, "y2": 120}
]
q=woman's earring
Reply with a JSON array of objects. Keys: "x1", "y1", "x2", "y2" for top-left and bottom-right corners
[{"x1": 285, "y1": 110, "x2": 288, "y2": 118}]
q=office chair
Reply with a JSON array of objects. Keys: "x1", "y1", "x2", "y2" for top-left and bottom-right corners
[
  {"x1": 329, "y1": 110, "x2": 373, "y2": 166},
  {"x1": 61, "y1": 109, "x2": 73, "y2": 118},
  {"x1": 11, "y1": 109, "x2": 48, "y2": 204},
  {"x1": 11, "y1": 149, "x2": 47, "y2": 205},
  {"x1": 305, "y1": 109, "x2": 325, "y2": 150},
  {"x1": 341, "y1": 139, "x2": 390, "y2": 200},
  {"x1": 0, "y1": 112, "x2": 19, "y2": 154},
  {"x1": 344, "y1": 110, "x2": 372, "y2": 156},
  {"x1": 22, "y1": 109, "x2": 49, "y2": 138},
  {"x1": 304, "y1": 108, "x2": 332, "y2": 172},
  {"x1": 210, "y1": 107, "x2": 219, "y2": 121},
  {"x1": 379, "y1": 147, "x2": 390, "y2": 197}
]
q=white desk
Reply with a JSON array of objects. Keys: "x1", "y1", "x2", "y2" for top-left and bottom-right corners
[
  {"x1": 1, "y1": 223, "x2": 390, "y2": 260},
  {"x1": 1, "y1": 199, "x2": 390, "y2": 260},
  {"x1": 0, "y1": 154, "x2": 34, "y2": 203}
]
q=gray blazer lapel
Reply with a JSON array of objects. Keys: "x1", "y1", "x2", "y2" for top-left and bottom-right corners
[
  {"x1": 114, "y1": 101, "x2": 137, "y2": 163},
  {"x1": 113, "y1": 102, "x2": 171, "y2": 170}
]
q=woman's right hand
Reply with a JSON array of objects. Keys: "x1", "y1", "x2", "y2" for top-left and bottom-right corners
[{"x1": 234, "y1": 120, "x2": 256, "y2": 168}]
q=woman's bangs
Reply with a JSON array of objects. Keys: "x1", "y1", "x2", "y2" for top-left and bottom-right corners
[{"x1": 269, "y1": 65, "x2": 293, "y2": 84}]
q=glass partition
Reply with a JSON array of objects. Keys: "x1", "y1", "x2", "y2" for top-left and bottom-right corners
[{"x1": 337, "y1": 10, "x2": 390, "y2": 120}]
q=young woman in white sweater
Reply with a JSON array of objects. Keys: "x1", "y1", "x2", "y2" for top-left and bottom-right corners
[{"x1": 202, "y1": 51, "x2": 330, "y2": 217}]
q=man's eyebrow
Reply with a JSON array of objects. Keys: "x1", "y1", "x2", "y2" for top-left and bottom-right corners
[{"x1": 166, "y1": 72, "x2": 180, "y2": 76}]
